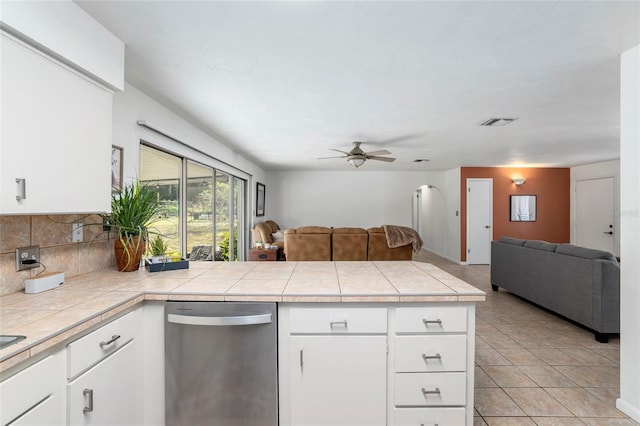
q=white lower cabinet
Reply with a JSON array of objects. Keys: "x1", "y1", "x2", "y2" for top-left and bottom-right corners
[
  {"x1": 67, "y1": 341, "x2": 139, "y2": 425},
  {"x1": 289, "y1": 335, "x2": 387, "y2": 426},
  {"x1": 392, "y1": 407, "x2": 467, "y2": 426},
  {"x1": 67, "y1": 308, "x2": 143, "y2": 426},
  {"x1": 279, "y1": 303, "x2": 477, "y2": 426},
  {"x1": 0, "y1": 350, "x2": 66, "y2": 426}
]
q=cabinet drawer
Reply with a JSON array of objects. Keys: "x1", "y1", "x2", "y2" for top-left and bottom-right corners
[
  {"x1": 395, "y1": 335, "x2": 467, "y2": 372},
  {"x1": 395, "y1": 306, "x2": 467, "y2": 333},
  {"x1": 289, "y1": 307, "x2": 387, "y2": 334},
  {"x1": 0, "y1": 350, "x2": 65, "y2": 425},
  {"x1": 394, "y1": 372, "x2": 466, "y2": 406},
  {"x1": 67, "y1": 309, "x2": 141, "y2": 378},
  {"x1": 392, "y1": 407, "x2": 466, "y2": 426}
]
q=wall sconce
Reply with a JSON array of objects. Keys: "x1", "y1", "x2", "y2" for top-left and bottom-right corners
[{"x1": 512, "y1": 178, "x2": 526, "y2": 186}]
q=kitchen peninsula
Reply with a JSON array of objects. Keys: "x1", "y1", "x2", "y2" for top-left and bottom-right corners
[{"x1": 0, "y1": 261, "x2": 484, "y2": 426}]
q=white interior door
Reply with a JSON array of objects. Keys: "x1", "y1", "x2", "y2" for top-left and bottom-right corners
[
  {"x1": 467, "y1": 179, "x2": 493, "y2": 264},
  {"x1": 576, "y1": 177, "x2": 615, "y2": 253}
]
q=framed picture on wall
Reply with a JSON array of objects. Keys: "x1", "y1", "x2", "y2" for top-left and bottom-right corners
[
  {"x1": 510, "y1": 194, "x2": 537, "y2": 221},
  {"x1": 256, "y1": 182, "x2": 265, "y2": 216},
  {"x1": 111, "y1": 145, "x2": 123, "y2": 193}
]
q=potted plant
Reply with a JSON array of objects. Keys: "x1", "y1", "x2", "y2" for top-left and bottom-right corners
[
  {"x1": 148, "y1": 235, "x2": 168, "y2": 264},
  {"x1": 103, "y1": 181, "x2": 161, "y2": 272}
]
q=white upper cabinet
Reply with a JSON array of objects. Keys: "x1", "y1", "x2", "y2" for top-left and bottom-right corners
[{"x1": 0, "y1": 33, "x2": 113, "y2": 214}]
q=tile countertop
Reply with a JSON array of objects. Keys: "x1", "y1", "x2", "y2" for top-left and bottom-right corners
[{"x1": 0, "y1": 261, "x2": 485, "y2": 372}]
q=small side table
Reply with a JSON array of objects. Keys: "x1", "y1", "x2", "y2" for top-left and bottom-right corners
[{"x1": 249, "y1": 248, "x2": 278, "y2": 261}]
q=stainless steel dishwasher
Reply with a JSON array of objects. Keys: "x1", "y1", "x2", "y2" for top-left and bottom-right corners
[{"x1": 165, "y1": 301, "x2": 278, "y2": 426}]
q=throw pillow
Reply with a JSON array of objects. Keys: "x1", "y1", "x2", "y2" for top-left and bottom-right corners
[{"x1": 271, "y1": 230, "x2": 284, "y2": 242}]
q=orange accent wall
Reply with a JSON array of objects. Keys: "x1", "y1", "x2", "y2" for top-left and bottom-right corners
[{"x1": 460, "y1": 167, "x2": 570, "y2": 262}]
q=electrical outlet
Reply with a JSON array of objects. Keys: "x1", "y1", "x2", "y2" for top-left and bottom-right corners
[
  {"x1": 72, "y1": 223, "x2": 83, "y2": 243},
  {"x1": 15, "y1": 245, "x2": 40, "y2": 272}
]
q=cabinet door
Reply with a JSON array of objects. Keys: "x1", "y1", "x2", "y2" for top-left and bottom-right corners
[
  {"x1": 0, "y1": 350, "x2": 66, "y2": 425},
  {"x1": 289, "y1": 335, "x2": 387, "y2": 426},
  {"x1": 11, "y1": 394, "x2": 65, "y2": 426},
  {"x1": 0, "y1": 33, "x2": 112, "y2": 214},
  {"x1": 68, "y1": 341, "x2": 141, "y2": 426}
]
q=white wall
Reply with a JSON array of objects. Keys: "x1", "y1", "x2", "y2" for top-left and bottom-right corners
[
  {"x1": 417, "y1": 168, "x2": 461, "y2": 263},
  {"x1": 570, "y1": 160, "x2": 620, "y2": 256},
  {"x1": 268, "y1": 171, "x2": 430, "y2": 229},
  {"x1": 617, "y1": 44, "x2": 640, "y2": 423},
  {"x1": 0, "y1": 0, "x2": 124, "y2": 90},
  {"x1": 112, "y1": 82, "x2": 267, "y2": 232}
]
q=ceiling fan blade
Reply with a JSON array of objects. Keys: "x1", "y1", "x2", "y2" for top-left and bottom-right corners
[
  {"x1": 329, "y1": 148, "x2": 350, "y2": 155},
  {"x1": 366, "y1": 149, "x2": 391, "y2": 156},
  {"x1": 317, "y1": 155, "x2": 347, "y2": 159},
  {"x1": 368, "y1": 156, "x2": 396, "y2": 162}
]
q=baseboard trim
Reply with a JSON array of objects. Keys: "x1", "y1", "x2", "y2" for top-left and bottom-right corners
[{"x1": 617, "y1": 398, "x2": 640, "y2": 422}]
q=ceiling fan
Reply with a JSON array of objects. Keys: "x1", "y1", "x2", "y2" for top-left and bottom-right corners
[{"x1": 319, "y1": 142, "x2": 396, "y2": 168}]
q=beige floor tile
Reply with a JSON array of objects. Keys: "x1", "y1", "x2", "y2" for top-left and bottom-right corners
[
  {"x1": 580, "y1": 419, "x2": 640, "y2": 425},
  {"x1": 474, "y1": 416, "x2": 489, "y2": 426},
  {"x1": 476, "y1": 335, "x2": 493, "y2": 349},
  {"x1": 530, "y1": 348, "x2": 582, "y2": 365},
  {"x1": 517, "y1": 365, "x2": 577, "y2": 387},
  {"x1": 483, "y1": 417, "x2": 536, "y2": 426},
  {"x1": 476, "y1": 349, "x2": 512, "y2": 366},
  {"x1": 474, "y1": 388, "x2": 526, "y2": 417},
  {"x1": 497, "y1": 348, "x2": 545, "y2": 365},
  {"x1": 483, "y1": 366, "x2": 538, "y2": 387},
  {"x1": 503, "y1": 387, "x2": 572, "y2": 416},
  {"x1": 554, "y1": 366, "x2": 620, "y2": 388},
  {"x1": 584, "y1": 388, "x2": 625, "y2": 409},
  {"x1": 532, "y1": 418, "x2": 587, "y2": 426},
  {"x1": 476, "y1": 366, "x2": 499, "y2": 388},
  {"x1": 482, "y1": 333, "x2": 523, "y2": 349},
  {"x1": 545, "y1": 388, "x2": 624, "y2": 418},
  {"x1": 561, "y1": 348, "x2": 618, "y2": 366}
]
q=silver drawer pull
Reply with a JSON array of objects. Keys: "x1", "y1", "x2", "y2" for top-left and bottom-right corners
[
  {"x1": 422, "y1": 318, "x2": 442, "y2": 325},
  {"x1": 420, "y1": 424, "x2": 438, "y2": 426},
  {"x1": 83, "y1": 388, "x2": 94, "y2": 413},
  {"x1": 329, "y1": 319, "x2": 348, "y2": 327},
  {"x1": 422, "y1": 353, "x2": 442, "y2": 360},
  {"x1": 421, "y1": 387, "x2": 441, "y2": 395},
  {"x1": 99, "y1": 334, "x2": 121, "y2": 347}
]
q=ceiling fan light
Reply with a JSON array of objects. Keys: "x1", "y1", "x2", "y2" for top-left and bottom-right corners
[{"x1": 347, "y1": 156, "x2": 366, "y2": 168}]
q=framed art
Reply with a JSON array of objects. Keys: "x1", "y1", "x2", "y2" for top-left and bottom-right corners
[
  {"x1": 510, "y1": 194, "x2": 537, "y2": 222},
  {"x1": 111, "y1": 145, "x2": 123, "y2": 193},
  {"x1": 256, "y1": 182, "x2": 265, "y2": 217}
]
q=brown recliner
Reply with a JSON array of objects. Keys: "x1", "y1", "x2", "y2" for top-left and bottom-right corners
[
  {"x1": 284, "y1": 226, "x2": 332, "y2": 261},
  {"x1": 332, "y1": 227, "x2": 368, "y2": 261},
  {"x1": 251, "y1": 220, "x2": 284, "y2": 250},
  {"x1": 367, "y1": 227, "x2": 413, "y2": 261}
]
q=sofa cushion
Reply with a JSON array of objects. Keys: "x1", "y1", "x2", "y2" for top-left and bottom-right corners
[
  {"x1": 271, "y1": 230, "x2": 284, "y2": 242},
  {"x1": 296, "y1": 226, "x2": 332, "y2": 234},
  {"x1": 499, "y1": 236, "x2": 527, "y2": 246},
  {"x1": 333, "y1": 227, "x2": 367, "y2": 234},
  {"x1": 523, "y1": 240, "x2": 558, "y2": 252},
  {"x1": 555, "y1": 244, "x2": 617, "y2": 262}
]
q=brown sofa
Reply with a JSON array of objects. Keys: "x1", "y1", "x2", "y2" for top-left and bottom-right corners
[
  {"x1": 251, "y1": 220, "x2": 284, "y2": 250},
  {"x1": 284, "y1": 226, "x2": 332, "y2": 261},
  {"x1": 283, "y1": 225, "x2": 415, "y2": 261},
  {"x1": 367, "y1": 227, "x2": 413, "y2": 261},
  {"x1": 332, "y1": 227, "x2": 368, "y2": 261}
]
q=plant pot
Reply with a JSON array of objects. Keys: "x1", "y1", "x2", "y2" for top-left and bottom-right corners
[{"x1": 114, "y1": 236, "x2": 146, "y2": 272}]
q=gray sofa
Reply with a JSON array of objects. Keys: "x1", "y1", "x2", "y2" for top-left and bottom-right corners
[{"x1": 491, "y1": 236, "x2": 620, "y2": 342}]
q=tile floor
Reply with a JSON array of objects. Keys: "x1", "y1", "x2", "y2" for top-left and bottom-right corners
[{"x1": 413, "y1": 250, "x2": 638, "y2": 426}]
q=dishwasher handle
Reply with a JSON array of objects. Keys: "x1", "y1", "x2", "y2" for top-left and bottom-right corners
[{"x1": 168, "y1": 312, "x2": 272, "y2": 326}]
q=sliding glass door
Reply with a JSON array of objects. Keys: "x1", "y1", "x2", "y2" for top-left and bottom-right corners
[
  {"x1": 140, "y1": 144, "x2": 246, "y2": 261},
  {"x1": 139, "y1": 145, "x2": 181, "y2": 254},
  {"x1": 187, "y1": 161, "x2": 214, "y2": 259}
]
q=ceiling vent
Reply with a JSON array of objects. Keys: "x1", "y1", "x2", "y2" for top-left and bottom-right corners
[{"x1": 480, "y1": 118, "x2": 517, "y2": 127}]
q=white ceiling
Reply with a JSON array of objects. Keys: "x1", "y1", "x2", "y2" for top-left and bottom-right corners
[{"x1": 76, "y1": 1, "x2": 640, "y2": 172}]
